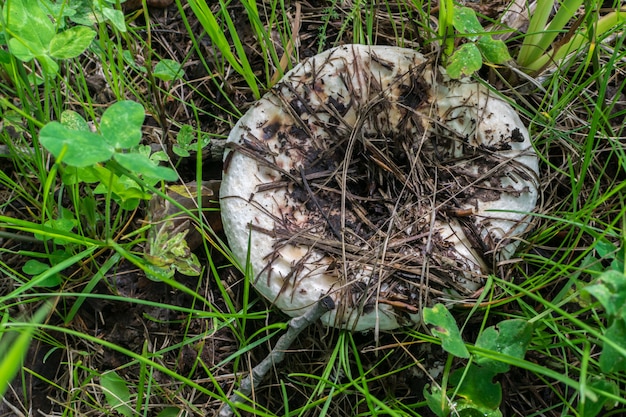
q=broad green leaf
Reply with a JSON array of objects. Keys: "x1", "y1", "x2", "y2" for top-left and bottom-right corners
[
  {"x1": 423, "y1": 385, "x2": 450, "y2": 417},
  {"x1": 122, "y1": 49, "x2": 147, "y2": 73},
  {"x1": 69, "y1": 0, "x2": 100, "y2": 26},
  {"x1": 22, "y1": 260, "x2": 63, "y2": 287},
  {"x1": 39, "y1": 122, "x2": 114, "y2": 167},
  {"x1": 446, "y1": 43, "x2": 482, "y2": 79},
  {"x1": 91, "y1": 169, "x2": 152, "y2": 203},
  {"x1": 599, "y1": 318, "x2": 626, "y2": 373},
  {"x1": 423, "y1": 303, "x2": 470, "y2": 358},
  {"x1": 474, "y1": 319, "x2": 532, "y2": 373},
  {"x1": 37, "y1": 54, "x2": 60, "y2": 74},
  {"x1": 101, "y1": 371, "x2": 133, "y2": 417},
  {"x1": 7, "y1": 37, "x2": 40, "y2": 62},
  {"x1": 154, "y1": 59, "x2": 185, "y2": 81},
  {"x1": 595, "y1": 239, "x2": 618, "y2": 259},
  {"x1": 3, "y1": 0, "x2": 54, "y2": 53},
  {"x1": 100, "y1": 101, "x2": 145, "y2": 149},
  {"x1": 61, "y1": 166, "x2": 102, "y2": 185},
  {"x1": 102, "y1": 6, "x2": 127, "y2": 32},
  {"x1": 452, "y1": 7, "x2": 483, "y2": 40},
  {"x1": 595, "y1": 239, "x2": 625, "y2": 273},
  {"x1": 582, "y1": 377, "x2": 619, "y2": 417},
  {"x1": 49, "y1": 26, "x2": 96, "y2": 59},
  {"x1": 477, "y1": 36, "x2": 512, "y2": 64},
  {"x1": 583, "y1": 270, "x2": 626, "y2": 317},
  {"x1": 61, "y1": 110, "x2": 90, "y2": 132},
  {"x1": 452, "y1": 365, "x2": 502, "y2": 410},
  {"x1": 114, "y1": 152, "x2": 178, "y2": 181},
  {"x1": 455, "y1": 401, "x2": 502, "y2": 417},
  {"x1": 33, "y1": 218, "x2": 77, "y2": 246},
  {"x1": 22, "y1": 259, "x2": 49, "y2": 275},
  {"x1": 172, "y1": 145, "x2": 190, "y2": 157}
]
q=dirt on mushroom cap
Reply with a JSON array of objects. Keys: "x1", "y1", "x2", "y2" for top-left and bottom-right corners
[{"x1": 220, "y1": 44, "x2": 539, "y2": 331}]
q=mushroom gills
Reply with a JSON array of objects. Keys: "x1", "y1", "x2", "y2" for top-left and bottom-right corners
[{"x1": 220, "y1": 44, "x2": 539, "y2": 331}]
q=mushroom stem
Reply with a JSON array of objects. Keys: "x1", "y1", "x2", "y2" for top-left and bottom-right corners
[{"x1": 219, "y1": 296, "x2": 335, "y2": 417}]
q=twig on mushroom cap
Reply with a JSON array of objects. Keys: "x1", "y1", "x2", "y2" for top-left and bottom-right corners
[
  {"x1": 220, "y1": 44, "x2": 539, "y2": 332},
  {"x1": 219, "y1": 296, "x2": 335, "y2": 417}
]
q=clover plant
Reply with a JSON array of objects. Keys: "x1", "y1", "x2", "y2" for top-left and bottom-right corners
[
  {"x1": 39, "y1": 100, "x2": 177, "y2": 210},
  {"x1": 423, "y1": 304, "x2": 532, "y2": 417},
  {"x1": 1, "y1": 0, "x2": 97, "y2": 76}
]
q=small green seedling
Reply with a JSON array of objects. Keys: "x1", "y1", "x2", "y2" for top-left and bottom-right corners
[
  {"x1": 438, "y1": 2, "x2": 511, "y2": 79},
  {"x1": 424, "y1": 304, "x2": 532, "y2": 417},
  {"x1": 143, "y1": 183, "x2": 216, "y2": 278},
  {"x1": 172, "y1": 125, "x2": 210, "y2": 158},
  {"x1": 2, "y1": 0, "x2": 96, "y2": 75}
]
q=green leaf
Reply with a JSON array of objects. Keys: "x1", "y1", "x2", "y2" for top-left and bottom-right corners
[
  {"x1": 39, "y1": 122, "x2": 115, "y2": 167},
  {"x1": 459, "y1": 408, "x2": 502, "y2": 417},
  {"x1": 423, "y1": 385, "x2": 451, "y2": 417},
  {"x1": 452, "y1": 7, "x2": 483, "y2": 40},
  {"x1": 172, "y1": 145, "x2": 190, "y2": 157},
  {"x1": 583, "y1": 270, "x2": 626, "y2": 317},
  {"x1": 3, "y1": 0, "x2": 54, "y2": 53},
  {"x1": 91, "y1": 167, "x2": 152, "y2": 204},
  {"x1": 582, "y1": 377, "x2": 619, "y2": 417},
  {"x1": 0, "y1": 49, "x2": 11, "y2": 64},
  {"x1": 49, "y1": 26, "x2": 96, "y2": 59},
  {"x1": 114, "y1": 152, "x2": 178, "y2": 181},
  {"x1": 60, "y1": 110, "x2": 90, "y2": 132},
  {"x1": 61, "y1": 166, "x2": 102, "y2": 185},
  {"x1": 599, "y1": 318, "x2": 626, "y2": 373},
  {"x1": 22, "y1": 259, "x2": 50, "y2": 275},
  {"x1": 474, "y1": 319, "x2": 532, "y2": 373},
  {"x1": 101, "y1": 371, "x2": 133, "y2": 417},
  {"x1": 596, "y1": 239, "x2": 618, "y2": 259},
  {"x1": 477, "y1": 36, "x2": 512, "y2": 64},
  {"x1": 38, "y1": 54, "x2": 60, "y2": 74},
  {"x1": 102, "y1": 6, "x2": 127, "y2": 32},
  {"x1": 423, "y1": 303, "x2": 470, "y2": 358},
  {"x1": 446, "y1": 43, "x2": 482, "y2": 79},
  {"x1": 100, "y1": 101, "x2": 145, "y2": 149},
  {"x1": 452, "y1": 365, "x2": 502, "y2": 410},
  {"x1": 122, "y1": 49, "x2": 147, "y2": 73},
  {"x1": 154, "y1": 59, "x2": 185, "y2": 81},
  {"x1": 7, "y1": 36, "x2": 40, "y2": 62},
  {"x1": 22, "y1": 260, "x2": 63, "y2": 287}
]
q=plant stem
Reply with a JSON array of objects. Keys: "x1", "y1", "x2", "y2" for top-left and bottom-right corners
[
  {"x1": 524, "y1": 8, "x2": 626, "y2": 73},
  {"x1": 439, "y1": 0, "x2": 455, "y2": 60},
  {"x1": 219, "y1": 296, "x2": 335, "y2": 417}
]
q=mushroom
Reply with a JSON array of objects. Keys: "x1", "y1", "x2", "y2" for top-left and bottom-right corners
[{"x1": 220, "y1": 44, "x2": 539, "y2": 331}]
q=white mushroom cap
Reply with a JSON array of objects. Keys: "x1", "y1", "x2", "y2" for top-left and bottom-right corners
[{"x1": 220, "y1": 45, "x2": 539, "y2": 331}]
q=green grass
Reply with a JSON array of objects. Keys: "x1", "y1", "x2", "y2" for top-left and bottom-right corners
[{"x1": 1, "y1": 0, "x2": 626, "y2": 416}]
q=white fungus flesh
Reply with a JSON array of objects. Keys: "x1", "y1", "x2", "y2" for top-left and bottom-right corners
[{"x1": 220, "y1": 44, "x2": 539, "y2": 331}]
